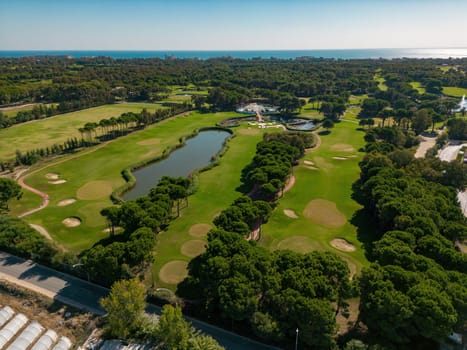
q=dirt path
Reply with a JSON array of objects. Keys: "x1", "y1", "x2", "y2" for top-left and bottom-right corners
[
  {"x1": 29, "y1": 224, "x2": 52, "y2": 240},
  {"x1": 0, "y1": 103, "x2": 37, "y2": 111},
  {"x1": 415, "y1": 135, "x2": 437, "y2": 158},
  {"x1": 282, "y1": 175, "x2": 296, "y2": 194}
]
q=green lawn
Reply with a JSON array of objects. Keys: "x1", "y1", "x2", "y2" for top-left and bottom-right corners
[
  {"x1": 374, "y1": 73, "x2": 388, "y2": 91},
  {"x1": 153, "y1": 125, "x2": 271, "y2": 289},
  {"x1": 1, "y1": 103, "x2": 37, "y2": 117},
  {"x1": 260, "y1": 110, "x2": 369, "y2": 275},
  {"x1": 348, "y1": 95, "x2": 368, "y2": 105},
  {"x1": 0, "y1": 103, "x2": 163, "y2": 160},
  {"x1": 410, "y1": 82, "x2": 426, "y2": 94},
  {"x1": 443, "y1": 86, "x2": 467, "y2": 97},
  {"x1": 15, "y1": 111, "x2": 238, "y2": 251}
]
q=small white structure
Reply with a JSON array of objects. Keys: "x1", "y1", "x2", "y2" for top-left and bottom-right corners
[
  {"x1": 0, "y1": 306, "x2": 15, "y2": 328},
  {"x1": 236, "y1": 103, "x2": 278, "y2": 114},
  {"x1": 0, "y1": 313, "x2": 28, "y2": 348},
  {"x1": 452, "y1": 95, "x2": 467, "y2": 113},
  {"x1": 51, "y1": 336, "x2": 72, "y2": 350},
  {"x1": 30, "y1": 329, "x2": 58, "y2": 350},
  {"x1": 7, "y1": 321, "x2": 44, "y2": 350}
]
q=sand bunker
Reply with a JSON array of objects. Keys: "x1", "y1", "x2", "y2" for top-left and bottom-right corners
[
  {"x1": 303, "y1": 199, "x2": 347, "y2": 227},
  {"x1": 189, "y1": 223, "x2": 212, "y2": 237},
  {"x1": 137, "y1": 138, "x2": 161, "y2": 146},
  {"x1": 62, "y1": 217, "x2": 81, "y2": 227},
  {"x1": 49, "y1": 179, "x2": 66, "y2": 184},
  {"x1": 304, "y1": 160, "x2": 314, "y2": 166},
  {"x1": 57, "y1": 198, "x2": 76, "y2": 207},
  {"x1": 304, "y1": 165, "x2": 318, "y2": 170},
  {"x1": 330, "y1": 238, "x2": 356, "y2": 252},
  {"x1": 103, "y1": 226, "x2": 122, "y2": 233},
  {"x1": 159, "y1": 260, "x2": 188, "y2": 285},
  {"x1": 331, "y1": 144, "x2": 355, "y2": 152},
  {"x1": 45, "y1": 173, "x2": 59, "y2": 180},
  {"x1": 77, "y1": 181, "x2": 113, "y2": 200},
  {"x1": 181, "y1": 240, "x2": 206, "y2": 257},
  {"x1": 332, "y1": 157, "x2": 348, "y2": 160},
  {"x1": 284, "y1": 209, "x2": 298, "y2": 218}
]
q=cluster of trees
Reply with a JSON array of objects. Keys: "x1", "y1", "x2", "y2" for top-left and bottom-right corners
[
  {"x1": 178, "y1": 230, "x2": 352, "y2": 349},
  {"x1": 446, "y1": 118, "x2": 467, "y2": 140},
  {"x1": 12, "y1": 137, "x2": 87, "y2": 167},
  {"x1": 0, "y1": 104, "x2": 191, "y2": 169},
  {"x1": 0, "y1": 178, "x2": 22, "y2": 210},
  {"x1": 0, "y1": 104, "x2": 57, "y2": 129},
  {"x1": 319, "y1": 94, "x2": 348, "y2": 120},
  {"x1": 101, "y1": 279, "x2": 223, "y2": 349},
  {"x1": 0, "y1": 214, "x2": 58, "y2": 264},
  {"x1": 241, "y1": 132, "x2": 314, "y2": 199},
  {"x1": 83, "y1": 177, "x2": 190, "y2": 286},
  {"x1": 212, "y1": 132, "x2": 314, "y2": 238},
  {"x1": 352, "y1": 128, "x2": 467, "y2": 348}
]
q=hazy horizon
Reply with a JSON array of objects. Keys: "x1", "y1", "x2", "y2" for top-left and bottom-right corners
[{"x1": 1, "y1": 0, "x2": 467, "y2": 50}]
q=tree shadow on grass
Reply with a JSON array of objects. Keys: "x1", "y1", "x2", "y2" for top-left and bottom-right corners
[
  {"x1": 350, "y1": 208, "x2": 381, "y2": 261},
  {"x1": 318, "y1": 130, "x2": 331, "y2": 136}
]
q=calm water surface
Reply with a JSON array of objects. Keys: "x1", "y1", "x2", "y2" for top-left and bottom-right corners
[{"x1": 123, "y1": 130, "x2": 229, "y2": 200}]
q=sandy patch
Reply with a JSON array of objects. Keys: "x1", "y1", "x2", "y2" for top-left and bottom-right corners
[
  {"x1": 238, "y1": 128, "x2": 260, "y2": 135},
  {"x1": 62, "y1": 217, "x2": 81, "y2": 227},
  {"x1": 137, "y1": 138, "x2": 161, "y2": 146},
  {"x1": 284, "y1": 209, "x2": 298, "y2": 218},
  {"x1": 103, "y1": 226, "x2": 122, "y2": 233},
  {"x1": 181, "y1": 240, "x2": 206, "y2": 257},
  {"x1": 143, "y1": 149, "x2": 161, "y2": 158},
  {"x1": 303, "y1": 199, "x2": 347, "y2": 227},
  {"x1": 159, "y1": 260, "x2": 188, "y2": 285},
  {"x1": 49, "y1": 180, "x2": 66, "y2": 184},
  {"x1": 189, "y1": 223, "x2": 212, "y2": 237},
  {"x1": 304, "y1": 165, "x2": 319, "y2": 170},
  {"x1": 29, "y1": 224, "x2": 52, "y2": 240},
  {"x1": 57, "y1": 198, "x2": 76, "y2": 207},
  {"x1": 77, "y1": 181, "x2": 113, "y2": 200},
  {"x1": 332, "y1": 157, "x2": 348, "y2": 160},
  {"x1": 45, "y1": 173, "x2": 59, "y2": 180},
  {"x1": 331, "y1": 144, "x2": 355, "y2": 152},
  {"x1": 303, "y1": 160, "x2": 314, "y2": 166},
  {"x1": 330, "y1": 238, "x2": 356, "y2": 252},
  {"x1": 277, "y1": 236, "x2": 323, "y2": 254}
]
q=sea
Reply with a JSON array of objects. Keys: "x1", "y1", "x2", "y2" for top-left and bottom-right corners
[{"x1": 0, "y1": 48, "x2": 467, "y2": 60}]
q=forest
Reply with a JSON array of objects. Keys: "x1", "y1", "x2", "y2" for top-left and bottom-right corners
[{"x1": 0, "y1": 55, "x2": 466, "y2": 349}]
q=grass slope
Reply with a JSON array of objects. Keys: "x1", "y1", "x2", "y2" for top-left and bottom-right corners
[
  {"x1": 410, "y1": 82, "x2": 426, "y2": 94},
  {"x1": 260, "y1": 112, "x2": 369, "y2": 275},
  {"x1": 153, "y1": 125, "x2": 269, "y2": 288},
  {"x1": 0, "y1": 103, "x2": 163, "y2": 160},
  {"x1": 15, "y1": 111, "x2": 234, "y2": 251},
  {"x1": 443, "y1": 86, "x2": 467, "y2": 97}
]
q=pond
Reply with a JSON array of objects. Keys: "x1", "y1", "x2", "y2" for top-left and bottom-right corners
[{"x1": 123, "y1": 130, "x2": 230, "y2": 200}]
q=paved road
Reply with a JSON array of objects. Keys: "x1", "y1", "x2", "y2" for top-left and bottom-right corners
[{"x1": 0, "y1": 251, "x2": 279, "y2": 350}]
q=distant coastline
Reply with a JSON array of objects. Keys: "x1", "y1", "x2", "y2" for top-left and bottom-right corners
[{"x1": 1, "y1": 48, "x2": 467, "y2": 60}]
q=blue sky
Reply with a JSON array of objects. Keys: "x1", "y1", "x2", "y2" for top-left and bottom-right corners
[{"x1": 0, "y1": 0, "x2": 466, "y2": 50}]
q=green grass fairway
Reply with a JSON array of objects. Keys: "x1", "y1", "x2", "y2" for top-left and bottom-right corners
[
  {"x1": 153, "y1": 123, "x2": 271, "y2": 288},
  {"x1": 15, "y1": 111, "x2": 235, "y2": 251},
  {"x1": 443, "y1": 86, "x2": 467, "y2": 97},
  {"x1": 260, "y1": 110, "x2": 369, "y2": 275},
  {"x1": 0, "y1": 103, "x2": 37, "y2": 117},
  {"x1": 374, "y1": 73, "x2": 388, "y2": 91},
  {"x1": 410, "y1": 82, "x2": 426, "y2": 94},
  {"x1": 0, "y1": 103, "x2": 163, "y2": 160}
]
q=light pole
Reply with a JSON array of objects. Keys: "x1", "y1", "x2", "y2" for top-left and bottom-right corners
[{"x1": 295, "y1": 328, "x2": 299, "y2": 350}]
